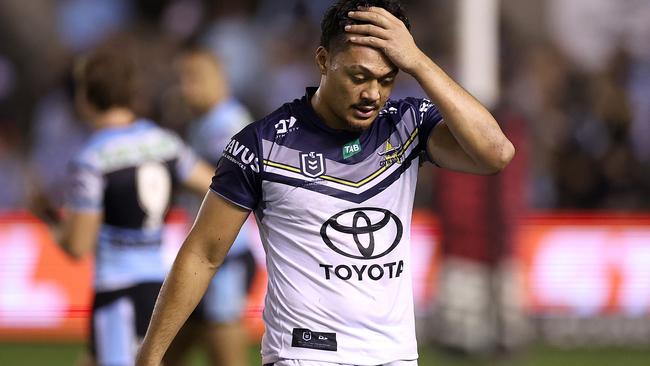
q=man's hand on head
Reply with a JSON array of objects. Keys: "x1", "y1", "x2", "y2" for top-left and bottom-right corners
[{"x1": 345, "y1": 6, "x2": 427, "y2": 75}]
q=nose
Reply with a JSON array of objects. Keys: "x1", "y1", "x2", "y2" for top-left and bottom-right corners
[{"x1": 360, "y1": 80, "x2": 380, "y2": 104}]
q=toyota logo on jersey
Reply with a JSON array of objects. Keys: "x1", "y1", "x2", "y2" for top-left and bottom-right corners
[{"x1": 320, "y1": 208, "x2": 403, "y2": 259}]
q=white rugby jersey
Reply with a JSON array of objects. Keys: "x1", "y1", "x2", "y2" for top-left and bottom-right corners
[
  {"x1": 66, "y1": 119, "x2": 198, "y2": 291},
  {"x1": 211, "y1": 88, "x2": 442, "y2": 365}
]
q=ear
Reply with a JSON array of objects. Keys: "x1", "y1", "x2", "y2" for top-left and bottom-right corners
[{"x1": 315, "y1": 46, "x2": 328, "y2": 75}]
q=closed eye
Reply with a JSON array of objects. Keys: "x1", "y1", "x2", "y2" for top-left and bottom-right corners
[
  {"x1": 380, "y1": 77, "x2": 394, "y2": 86},
  {"x1": 351, "y1": 74, "x2": 367, "y2": 84}
]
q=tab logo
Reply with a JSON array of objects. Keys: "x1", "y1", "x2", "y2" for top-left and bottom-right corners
[
  {"x1": 300, "y1": 152, "x2": 326, "y2": 178},
  {"x1": 342, "y1": 138, "x2": 361, "y2": 159}
]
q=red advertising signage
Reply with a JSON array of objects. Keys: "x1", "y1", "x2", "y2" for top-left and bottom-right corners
[{"x1": 0, "y1": 211, "x2": 649, "y2": 341}]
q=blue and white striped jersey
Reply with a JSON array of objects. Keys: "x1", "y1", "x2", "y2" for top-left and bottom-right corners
[{"x1": 66, "y1": 119, "x2": 198, "y2": 291}]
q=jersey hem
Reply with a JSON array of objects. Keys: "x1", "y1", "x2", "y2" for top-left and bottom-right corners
[{"x1": 261, "y1": 352, "x2": 419, "y2": 365}]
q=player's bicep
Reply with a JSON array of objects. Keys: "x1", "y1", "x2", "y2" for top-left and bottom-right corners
[
  {"x1": 427, "y1": 121, "x2": 495, "y2": 175},
  {"x1": 181, "y1": 191, "x2": 250, "y2": 269},
  {"x1": 60, "y1": 209, "x2": 103, "y2": 259}
]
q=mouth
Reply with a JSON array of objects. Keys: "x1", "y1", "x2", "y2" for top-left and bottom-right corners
[{"x1": 352, "y1": 105, "x2": 378, "y2": 119}]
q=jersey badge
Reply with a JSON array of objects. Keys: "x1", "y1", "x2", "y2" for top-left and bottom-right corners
[
  {"x1": 378, "y1": 140, "x2": 403, "y2": 167},
  {"x1": 275, "y1": 116, "x2": 298, "y2": 135},
  {"x1": 342, "y1": 138, "x2": 361, "y2": 159},
  {"x1": 300, "y1": 152, "x2": 326, "y2": 178}
]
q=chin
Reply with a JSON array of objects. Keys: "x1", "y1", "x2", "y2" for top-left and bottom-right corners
[
  {"x1": 344, "y1": 113, "x2": 378, "y2": 131},
  {"x1": 344, "y1": 119, "x2": 373, "y2": 132}
]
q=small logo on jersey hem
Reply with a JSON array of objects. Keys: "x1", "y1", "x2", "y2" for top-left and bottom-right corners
[
  {"x1": 291, "y1": 328, "x2": 337, "y2": 351},
  {"x1": 300, "y1": 152, "x2": 326, "y2": 178}
]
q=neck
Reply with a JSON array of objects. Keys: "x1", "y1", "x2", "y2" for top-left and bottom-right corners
[
  {"x1": 93, "y1": 108, "x2": 137, "y2": 129},
  {"x1": 311, "y1": 88, "x2": 347, "y2": 131}
]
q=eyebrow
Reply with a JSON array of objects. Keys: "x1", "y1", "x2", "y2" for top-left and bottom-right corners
[{"x1": 348, "y1": 64, "x2": 398, "y2": 79}]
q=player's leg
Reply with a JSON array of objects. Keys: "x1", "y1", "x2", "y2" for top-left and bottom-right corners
[
  {"x1": 73, "y1": 350, "x2": 96, "y2": 366},
  {"x1": 200, "y1": 250, "x2": 256, "y2": 366},
  {"x1": 91, "y1": 288, "x2": 138, "y2": 366},
  {"x1": 133, "y1": 281, "x2": 164, "y2": 344}
]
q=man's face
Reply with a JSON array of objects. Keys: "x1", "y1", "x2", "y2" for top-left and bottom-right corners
[
  {"x1": 317, "y1": 39, "x2": 398, "y2": 131},
  {"x1": 177, "y1": 53, "x2": 224, "y2": 115}
]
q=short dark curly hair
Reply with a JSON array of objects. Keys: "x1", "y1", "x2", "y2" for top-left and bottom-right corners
[{"x1": 320, "y1": 0, "x2": 410, "y2": 50}]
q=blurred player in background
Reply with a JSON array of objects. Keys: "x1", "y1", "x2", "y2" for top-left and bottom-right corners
[
  {"x1": 162, "y1": 46, "x2": 256, "y2": 366},
  {"x1": 137, "y1": 0, "x2": 514, "y2": 365},
  {"x1": 32, "y1": 40, "x2": 214, "y2": 366}
]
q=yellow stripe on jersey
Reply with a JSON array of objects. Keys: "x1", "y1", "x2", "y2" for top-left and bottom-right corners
[{"x1": 263, "y1": 128, "x2": 419, "y2": 188}]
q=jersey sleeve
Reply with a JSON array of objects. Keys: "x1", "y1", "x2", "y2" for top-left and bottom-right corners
[
  {"x1": 64, "y1": 159, "x2": 104, "y2": 212},
  {"x1": 403, "y1": 97, "x2": 443, "y2": 163},
  {"x1": 209, "y1": 125, "x2": 261, "y2": 211}
]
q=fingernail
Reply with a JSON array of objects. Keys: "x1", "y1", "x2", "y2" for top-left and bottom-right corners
[
  {"x1": 344, "y1": 25, "x2": 351, "y2": 30},
  {"x1": 349, "y1": 37, "x2": 357, "y2": 41},
  {"x1": 348, "y1": 11, "x2": 354, "y2": 16}
]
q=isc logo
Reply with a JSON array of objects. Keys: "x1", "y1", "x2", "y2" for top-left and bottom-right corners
[{"x1": 275, "y1": 116, "x2": 297, "y2": 135}]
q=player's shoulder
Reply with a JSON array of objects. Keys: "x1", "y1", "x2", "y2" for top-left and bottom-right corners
[
  {"x1": 203, "y1": 98, "x2": 254, "y2": 131},
  {"x1": 381, "y1": 97, "x2": 436, "y2": 126},
  {"x1": 74, "y1": 119, "x2": 183, "y2": 169},
  {"x1": 230, "y1": 98, "x2": 299, "y2": 143}
]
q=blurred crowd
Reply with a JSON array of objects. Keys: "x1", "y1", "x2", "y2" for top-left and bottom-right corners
[{"x1": 0, "y1": 0, "x2": 648, "y2": 211}]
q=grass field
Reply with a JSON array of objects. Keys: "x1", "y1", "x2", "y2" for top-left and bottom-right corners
[{"x1": 1, "y1": 343, "x2": 650, "y2": 366}]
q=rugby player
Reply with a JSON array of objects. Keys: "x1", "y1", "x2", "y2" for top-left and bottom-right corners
[
  {"x1": 137, "y1": 1, "x2": 514, "y2": 365},
  {"x1": 40, "y1": 41, "x2": 214, "y2": 366},
  {"x1": 163, "y1": 46, "x2": 256, "y2": 366}
]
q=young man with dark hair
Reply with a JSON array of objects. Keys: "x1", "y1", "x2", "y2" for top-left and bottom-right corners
[
  {"x1": 137, "y1": 1, "x2": 514, "y2": 365},
  {"x1": 35, "y1": 41, "x2": 215, "y2": 366}
]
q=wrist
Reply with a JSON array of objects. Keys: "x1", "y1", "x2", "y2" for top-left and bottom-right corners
[{"x1": 404, "y1": 51, "x2": 432, "y2": 77}]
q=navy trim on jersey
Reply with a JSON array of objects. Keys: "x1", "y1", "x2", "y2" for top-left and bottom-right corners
[
  {"x1": 211, "y1": 87, "x2": 443, "y2": 209},
  {"x1": 263, "y1": 149, "x2": 420, "y2": 204}
]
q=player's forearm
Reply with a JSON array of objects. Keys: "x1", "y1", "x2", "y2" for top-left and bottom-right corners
[
  {"x1": 411, "y1": 56, "x2": 514, "y2": 172},
  {"x1": 136, "y1": 241, "x2": 219, "y2": 366}
]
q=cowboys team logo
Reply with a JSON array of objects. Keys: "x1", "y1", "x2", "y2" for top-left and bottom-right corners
[
  {"x1": 300, "y1": 152, "x2": 326, "y2": 178},
  {"x1": 378, "y1": 140, "x2": 403, "y2": 167}
]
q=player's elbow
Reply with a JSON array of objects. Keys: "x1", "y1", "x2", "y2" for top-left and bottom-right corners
[
  {"x1": 59, "y1": 237, "x2": 92, "y2": 260},
  {"x1": 60, "y1": 242, "x2": 87, "y2": 260},
  {"x1": 484, "y1": 140, "x2": 515, "y2": 175}
]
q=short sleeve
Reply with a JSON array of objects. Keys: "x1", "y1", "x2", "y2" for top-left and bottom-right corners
[
  {"x1": 404, "y1": 97, "x2": 443, "y2": 163},
  {"x1": 65, "y1": 159, "x2": 104, "y2": 211},
  {"x1": 209, "y1": 126, "x2": 261, "y2": 211}
]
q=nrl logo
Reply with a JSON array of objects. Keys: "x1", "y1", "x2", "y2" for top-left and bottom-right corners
[
  {"x1": 378, "y1": 140, "x2": 403, "y2": 167},
  {"x1": 300, "y1": 152, "x2": 326, "y2": 178}
]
